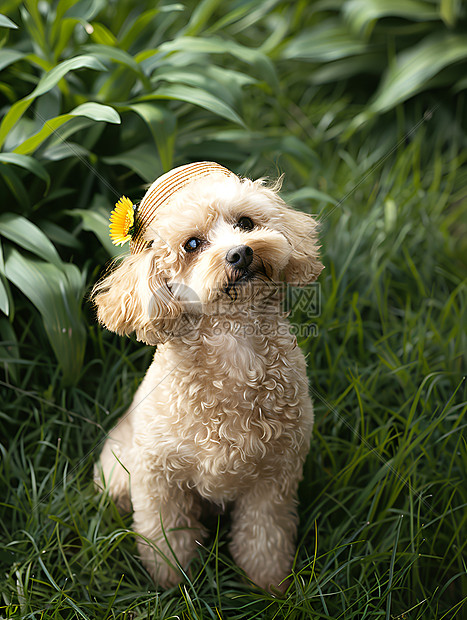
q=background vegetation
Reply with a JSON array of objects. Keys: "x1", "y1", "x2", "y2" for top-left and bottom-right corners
[{"x1": 0, "y1": 0, "x2": 466, "y2": 618}]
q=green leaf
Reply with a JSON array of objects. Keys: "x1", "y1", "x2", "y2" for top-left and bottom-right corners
[
  {"x1": 4, "y1": 248, "x2": 86, "y2": 385},
  {"x1": 183, "y1": 0, "x2": 222, "y2": 36},
  {"x1": 41, "y1": 140, "x2": 91, "y2": 162},
  {"x1": 440, "y1": 0, "x2": 461, "y2": 26},
  {"x1": 158, "y1": 36, "x2": 278, "y2": 89},
  {"x1": 0, "y1": 99, "x2": 34, "y2": 151},
  {"x1": 0, "y1": 213, "x2": 62, "y2": 267},
  {"x1": 82, "y1": 44, "x2": 143, "y2": 76},
  {"x1": 88, "y1": 21, "x2": 118, "y2": 46},
  {"x1": 343, "y1": 0, "x2": 439, "y2": 37},
  {"x1": 354, "y1": 33, "x2": 467, "y2": 126},
  {"x1": 0, "y1": 153, "x2": 50, "y2": 190},
  {"x1": 453, "y1": 75, "x2": 467, "y2": 93},
  {"x1": 0, "y1": 241, "x2": 11, "y2": 315},
  {"x1": 127, "y1": 102, "x2": 176, "y2": 171},
  {"x1": 143, "y1": 84, "x2": 245, "y2": 126},
  {"x1": 51, "y1": 0, "x2": 80, "y2": 34},
  {"x1": 30, "y1": 54, "x2": 106, "y2": 99},
  {"x1": 39, "y1": 220, "x2": 82, "y2": 250},
  {"x1": 13, "y1": 103, "x2": 120, "y2": 155},
  {"x1": 285, "y1": 187, "x2": 337, "y2": 207},
  {"x1": 310, "y1": 54, "x2": 385, "y2": 84},
  {"x1": 0, "y1": 276, "x2": 9, "y2": 315},
  {"x1": 118, "y1": 8, "x2": 165, "y2": 50},
  {"x1": 186, "y1": 129, "x2": 318, "y2": 168},
  {"x1": 282, "y1": 19, "x2": 369, "y2": 62},
  {"x1": 0, "y1": 317, "x2": 18, "y2": 382},
  {"x1": 64, "y1": 0, "x2": 104, "y2": 20},
  {"x1": 101, "y1": 143, "x2": 162, "y2": 183},
  {"x1": 0, "y1": 55, "x2": 107, "y2": 149},
  {"x1": 0, "y1": 49, "x2": 25, "y2": 71},
  {"x1": 40, "y1": 116, "x2": 101, "y2": 151},
  {"x1": 72, "y1": 102, "x2": 120, "y2": 123},
  {"x1": 52, "y1": 17, "x2": 80, "y2": 61},
  {"x1": 67, "y1": 206, "x2": 119, "y2": 257},
  {"x1": 0, "y1": 14, "x2": 18, "y2": 28},
  {"x1": 151, "y1": 66, "x2": 255, "y2": 108},
  {"x1": 0, "y1": 165, "x2": 30, "y2": 208},
  {"x1": 120, "y1": 3, "x2": 183, "y2": 50}
]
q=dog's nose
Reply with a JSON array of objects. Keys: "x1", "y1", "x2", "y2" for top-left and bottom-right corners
[{"x1": 226, "y1": 245, "x2": 254, "y2": 270}]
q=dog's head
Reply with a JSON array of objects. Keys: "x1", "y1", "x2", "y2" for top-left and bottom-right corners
[{"x1": 92, "y1": 166, "x2": 323, "y2": 344}]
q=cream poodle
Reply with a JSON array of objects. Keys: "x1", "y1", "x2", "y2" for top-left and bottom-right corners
[{"x1": 92, "y1": 162, "x2": 323, "y2": 591}]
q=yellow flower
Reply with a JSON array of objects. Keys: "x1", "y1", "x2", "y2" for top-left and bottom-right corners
[{"x1": 109, "y1": 196, "x2": 135, "y2": 246}]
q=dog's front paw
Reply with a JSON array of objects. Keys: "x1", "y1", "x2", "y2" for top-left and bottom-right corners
[
  {"x1": 146, "y1": 558, "x2": 183, "y2": 590},
  {"x1": 137, "y1": 540, "x2": 183, "y2": 589},
  {"x1": 248, "y1": 566, "x2": 292, "y2": 594}
]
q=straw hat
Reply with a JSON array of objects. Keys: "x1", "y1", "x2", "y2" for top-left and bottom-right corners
[{"x1": 109, "y1": 162, "x2": 235, "y2": 253}]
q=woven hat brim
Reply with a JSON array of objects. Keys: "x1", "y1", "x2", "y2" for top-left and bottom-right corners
[{"x1": 130, "y1": 162, "x2": 235, "y2": 254}]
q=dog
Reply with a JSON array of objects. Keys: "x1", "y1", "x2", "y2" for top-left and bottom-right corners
[{"x1": 92, "y1": 162, "x2": 323, "y2": 591}]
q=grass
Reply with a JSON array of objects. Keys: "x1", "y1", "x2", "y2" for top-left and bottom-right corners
[
  {"x1": 1, "y1": 100, "x2": 466, "y2": 619},
  {"x1": 1, "y1": 0, "x2": 467, "y2": 617}
]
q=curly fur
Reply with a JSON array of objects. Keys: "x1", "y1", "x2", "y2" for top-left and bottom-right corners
[{"x1": 92, "y1": 171, "x2": 323, "y2": 591}]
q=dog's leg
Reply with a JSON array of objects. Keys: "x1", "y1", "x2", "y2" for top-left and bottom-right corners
[
  {"x1": 230, "y1": 481, "x2": 299, "y2": 591},
  {"x1": 94, "y1": 417, "x2": 133, "y2": 513},
  {"x1": 131, "y1": 476, "x2": 205, "y2": 588}
]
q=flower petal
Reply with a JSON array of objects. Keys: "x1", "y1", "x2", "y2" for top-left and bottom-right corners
[{"x1": 109, "y1": 196, "x2": 134, "y2": 246}]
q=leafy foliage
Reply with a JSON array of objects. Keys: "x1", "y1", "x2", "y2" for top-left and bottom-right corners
[
  {"x1": 282, "y1": 0, "x2": 467, "y2": 130},
  {"x1": 0, "y1": 0, "x2": 466, "y2": 618},
  {"x1": 0, "y1": 0, "x2": 281, "y2": 382}
]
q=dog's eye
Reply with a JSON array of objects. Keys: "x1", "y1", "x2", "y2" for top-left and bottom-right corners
[
  {"x1": 236, "y1": 216, "x2": 254, "y2": 231},
  {"x1": 184, "y1": 237, "x2": 202, "y2": 252}
]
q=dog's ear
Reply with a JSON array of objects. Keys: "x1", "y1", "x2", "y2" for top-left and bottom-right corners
[
  {"x1": 91, "y1": 251, "x2": 183, "y2": 345},
  {"x1": 275, "y1": 199, "x2": 324, "y2": 286}
]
